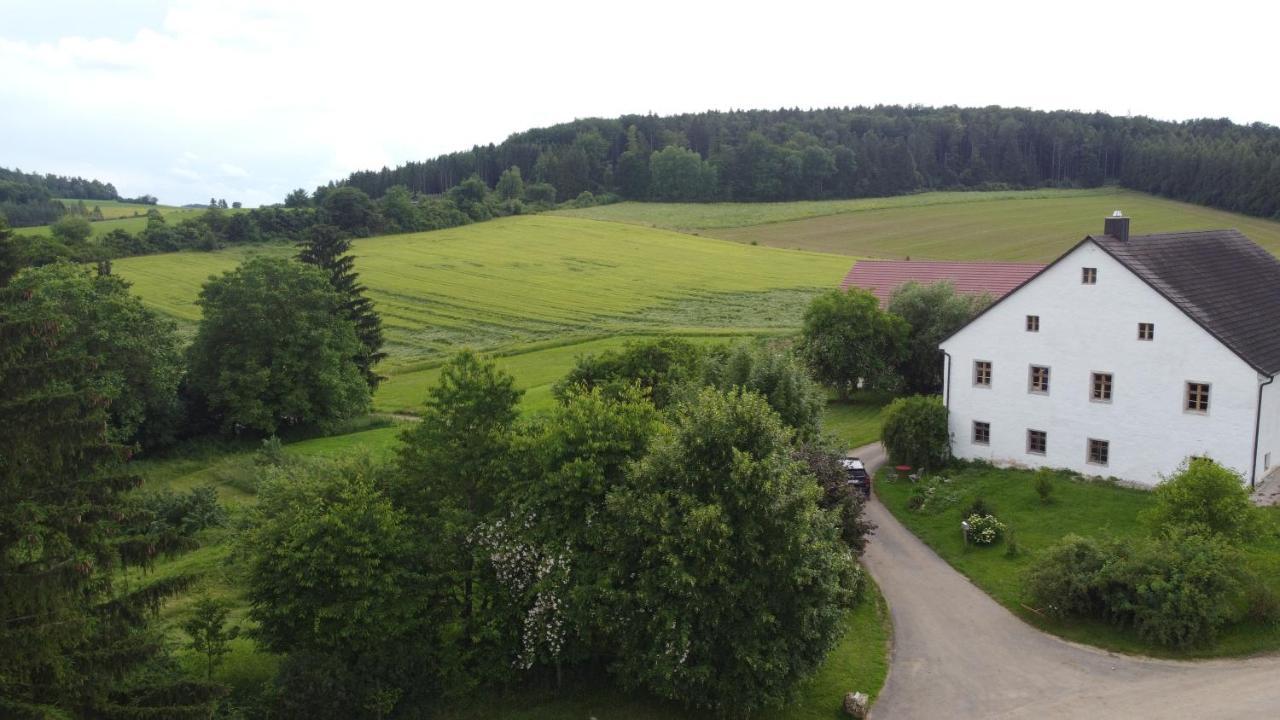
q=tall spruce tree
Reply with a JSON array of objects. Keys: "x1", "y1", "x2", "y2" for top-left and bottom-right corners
[
  {"x1": 298, "y1": 223, "x2": 386, "y2": 388},
  {"x1": 0, "y1": 230, "x2": 221, "y2": 717}
]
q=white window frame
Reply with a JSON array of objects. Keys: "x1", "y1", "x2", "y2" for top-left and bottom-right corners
[
  {"x1": 1138, "y1": 322, "x2": 1154, "y2": 341},
  {"x1": 1185, "y1": 381, "x2": 1211, "y2": 414},
  {"x1": 973, "y1": 360, "x2": 992, "y2": 388},
  {"x1": 1026, "y1": 314, "x2": 1040, "y2": 332},
  {"x1": 1090, "y1": 372, "x2": 1113, "y2": 403},
  {"x1": 1028, "y1": 365, "x2": 1051, "y2": 395},
  {"x1": 1082, "y1": 267, "x2": 1097, "y2": 284}
]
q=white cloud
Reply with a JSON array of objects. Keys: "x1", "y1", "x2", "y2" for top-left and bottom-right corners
[{"x1": 0, "y1": 0, "x2": 1276, "y2": 206}]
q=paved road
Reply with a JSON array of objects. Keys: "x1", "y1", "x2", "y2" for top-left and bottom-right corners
[{"x1": 853, "y1": 442, "x2": 1280, "y2": 719}]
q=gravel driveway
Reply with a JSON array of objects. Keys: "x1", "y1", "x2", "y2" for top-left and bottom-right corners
[{"x1": 853, "y1": 443, "x2": 1280, "y2": 719}]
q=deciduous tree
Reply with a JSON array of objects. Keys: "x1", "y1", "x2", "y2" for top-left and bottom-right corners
[
  {"x1": 186, "y1": 256, "x2": 370, "y2": 434},
  {"x1": 603, "y1": 388, "x2": 854, "y2": 714},
  {"x1": 888, "y1": 281, "x2": 990, "y2": 394},
  {"x1": 800, "y1": 287, "x2": 908, "y2": 398}
]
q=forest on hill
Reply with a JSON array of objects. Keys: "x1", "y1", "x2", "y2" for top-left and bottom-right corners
[
  {"x1": 0, "y1": 166, "x2": 149, "y2": 227},
  {"x1": 337, "y1": 106, "x2": 1280, "y2": 219}
]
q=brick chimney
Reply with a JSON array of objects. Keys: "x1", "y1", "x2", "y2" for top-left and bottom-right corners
[{"x1": 1104, "y1": 210, "x2": 1130, "y2": 241}]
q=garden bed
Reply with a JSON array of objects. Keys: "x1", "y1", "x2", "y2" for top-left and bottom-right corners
[{"x1": 876, "y1": 463, "x2": 1280, "y2": 657}]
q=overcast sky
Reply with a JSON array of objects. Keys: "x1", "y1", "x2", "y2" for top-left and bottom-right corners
[{"x1": 1, "y1": 0, "x2": 1276, "y2": 207}]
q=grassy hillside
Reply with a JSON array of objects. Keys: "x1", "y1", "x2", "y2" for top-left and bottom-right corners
[
  {"x1": 560, "y1": 188, "x2": 1280, "y2": 262},
  {"x1": 114, "y1": 215, "x2": 851, "y2": 362},
  {"x1": 55, "y1": 198, "x2": 174, "y2": 220},
  {"x1": 554, "y1": 188, "x2": 1111, "y2": 231},
  {"x1": 375, "y1": 334, "x2": 735, "y2": 414},
  {"x1": 22, "y1": 201, "x2": 228, "y2": 239}
]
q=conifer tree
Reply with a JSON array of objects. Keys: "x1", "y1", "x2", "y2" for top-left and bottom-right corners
[
  {"x1": 298, "y1": 223, "x2": 386, "y2": 388},
  {"x1": 0, "y1": 235, "x2": 220, "y2": 717}
]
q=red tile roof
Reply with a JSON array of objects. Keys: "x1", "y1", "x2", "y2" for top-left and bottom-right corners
[{"x1": 840, "y1": 260, "x2": 1045, "y2": 307}]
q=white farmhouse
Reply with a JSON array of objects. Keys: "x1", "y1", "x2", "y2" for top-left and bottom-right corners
[{"x1": 940, "y1": 214, "x2": 1280, "y2": 487}]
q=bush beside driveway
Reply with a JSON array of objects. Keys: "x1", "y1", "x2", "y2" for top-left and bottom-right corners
[{"x1": 874, "y1": 462, "x2": 1280, "y2": 657}]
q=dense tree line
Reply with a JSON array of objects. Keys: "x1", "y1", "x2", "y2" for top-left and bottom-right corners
[
  {"x1": 0, "y1": 167, "x2": 123, "y2": 228},
  {"x1": 0, "y1": 209, "x2": 387, "y2": 716},
  {"x1": 336, "y1": 105, "x2": 1280, "y2": 218},
  {"x1": 6, "y1": 178, "x2": 576, "y2": 265},
  {"x1": 0, "y1": 166, "x2": 120, "y2": 201},
  {"x1": 241, "y1": 341, "x2": 871, "y2": 717},
  {"x1": 0, "y1": 219, "x2": 223, "y2": 717}
]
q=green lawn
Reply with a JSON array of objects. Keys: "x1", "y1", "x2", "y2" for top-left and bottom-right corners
[
  {"x1": 876, "y1": 464, "x2": 1280, "y2": 657},
  {"x1": 114, "y1": 215, "x2": 851, "y2": 369},
  {"x1": 822, "y1": 394, "x2": 892, "y2": 450}
]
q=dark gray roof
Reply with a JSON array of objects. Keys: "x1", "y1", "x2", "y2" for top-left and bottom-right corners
[{"x1": 1091, "y1": 229, "x2": 1280, "y2": 375}]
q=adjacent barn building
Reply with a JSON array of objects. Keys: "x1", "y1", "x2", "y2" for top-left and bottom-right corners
[
  {"x1": 940, "y1": 214, "x2": 1280, "y2": 487},
  {"x1": 841, "y1": 260, "x2": 1044, "y2": 308}
]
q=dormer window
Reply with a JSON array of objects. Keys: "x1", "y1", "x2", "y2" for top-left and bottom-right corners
[
  {"x1": 1082, "y1": 267, "x2": 1097, "y2": 284},
  {"x1": 1026, "y1": 315, "x2": 1040, "y2": 332}
]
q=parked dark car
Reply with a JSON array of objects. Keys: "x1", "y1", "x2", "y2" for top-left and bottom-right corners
[{"x1": 841, "y1": 457, "x2": 871, "y2": 499}]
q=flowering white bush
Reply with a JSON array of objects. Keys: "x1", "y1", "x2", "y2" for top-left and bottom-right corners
[
  {"x1": 965, "y1": 513, "x2": 1006, "y2": 545},
  {"x1": 471, "y1": 515, "x2": 572, "y2": 670}
]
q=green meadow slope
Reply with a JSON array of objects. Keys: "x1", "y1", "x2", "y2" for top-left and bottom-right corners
[
  {"x1": 560, "y1": 188, "x2": 1280, "y2": 262},
  {"x1": 114, "y1": 214, "x2": 852, "y2": 414},
  {"x1": 21, "y1": 200, "x2": 234, "y2": 239}
]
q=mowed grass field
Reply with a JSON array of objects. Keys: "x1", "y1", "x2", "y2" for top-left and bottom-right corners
[
  {"x1": 555, "y1": 188, "x2": 1110, "y2": 231},
  {"x1": 561, "y1": 188, "x2": 1280, "y2": 262},
  {"x1": 20, "y1": 200, "x2": 231, "y2": 239},
  {"x1": 115, "y1": 215, "x2": 853, "y2": 414}
]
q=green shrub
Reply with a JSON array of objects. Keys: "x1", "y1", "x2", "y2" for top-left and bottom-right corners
[
  {"x1": 1026, "y1": 534, "x2": 1111, "y2": 618},
  {"x1": 210, "y1": 456, "x2": 260, "y2": 495},
  {"x1": 1143, "y1": 457, "x2": 1261, "y2": 542},
  {"x1": 139, "y1": 486, "x2": 227, "y2": 535},
  {"x1": 1105, "y1": 531, "x2": 1243, "y2": 648},
  {"x1": 964, "y1": 514, "x2": 1005, "y2": 545},
  {"x1": 880, "y1": 395, "x2": 949, "y2": 470},
  {"x1": 963, "y1": 496, "x2": 992, "y2": 519},
  {"x1": 1004, "y1": 528, "x2": 1022, "y2": 558},
  {"x1": 1245, "y1": 580, "x2": 1280, "y2": 625},
  {"x1": 1034, "y1": 469, "x2": 1055, "y2": 504},
  {"x1": 255, "y1": 435, "x2": 287, "y2": 467},
  {"x1": 1026, "y1": 531, "x2": 1245, "y2": 648},
  {"x1": 907, "y1": 476, "x2": 959, "y2": 514}
]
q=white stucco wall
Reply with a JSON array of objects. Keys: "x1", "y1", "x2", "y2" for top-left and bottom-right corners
[
  {"x1": 941, "y1": 240, "x2": 1262, "y2": 486},
  {"x1": 1255, "y1": 376, "x2": 1280, "y2": 484}
]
